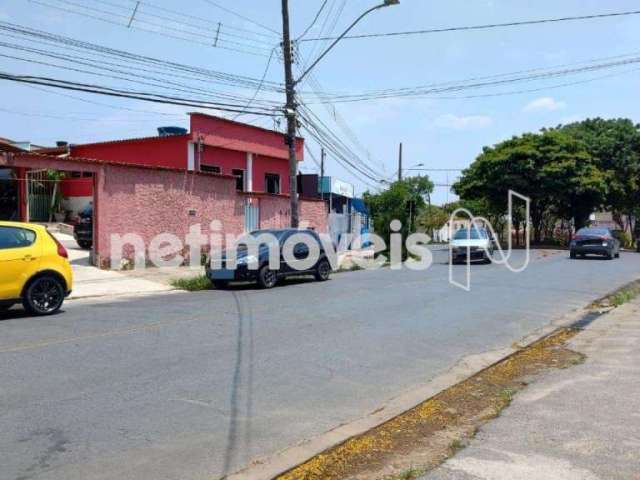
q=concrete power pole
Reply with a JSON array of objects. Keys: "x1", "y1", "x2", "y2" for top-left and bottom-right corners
[
  {"x1": 281, "y1": 0, "x2": 299, "y2": 228},
  {"x1": 320, "y1": 147, "x2": 326, "y2": 205},
  {"x1": 398, "y1": 142, "x2": 403, "y2": 182}
]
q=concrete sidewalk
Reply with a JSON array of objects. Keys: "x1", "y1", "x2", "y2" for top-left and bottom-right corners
[
  {"x1": 54, "y1": 232, "x2": 200, "y2": 300},
  {"x1": 422, "y1": 299, "x2": 640, "y2": 480}
]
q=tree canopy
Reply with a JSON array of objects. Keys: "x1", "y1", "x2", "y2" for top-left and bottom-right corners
[
  {"x1": 364, "y1": 176, "x2": 434, "y2": 250},
  {"x1": 453, "y1": 118, "x2": 640, "y2": 241}
]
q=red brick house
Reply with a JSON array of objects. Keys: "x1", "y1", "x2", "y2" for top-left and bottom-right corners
[
  {"x1": 70, "y1": 113, "x2": 303, "y2": 195},
  {"x1": 0, "y1": 115, "x2": 325, "y2": 268}
]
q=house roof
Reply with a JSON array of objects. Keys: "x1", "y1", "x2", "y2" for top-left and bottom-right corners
[
  {"x1": 188, "y1": 112, "x2": 304, "y2": 142},
  {"x1": 0, "y1": 140, "x2": 26, "y2": 153},
  {"x1": 69, "y1": 134, "x2": 191, "y2": 149},
  {"x1": 0, "y1": 151, "x2": 235, "y2": 180}
]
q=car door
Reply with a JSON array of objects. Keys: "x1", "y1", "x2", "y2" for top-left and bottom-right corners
[{"x1": 0, "y1": 226, "x2": 42, "y2": 299}]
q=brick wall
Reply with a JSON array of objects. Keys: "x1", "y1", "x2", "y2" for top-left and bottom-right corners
[
  {"x1": 1, "y1": 152, "x2": 328, "y2": 269},
  {"x1": 96, "y1": 165, "x2": 243, "y2": 267},
  {"x1": 96, "y1": 164, "x2": 328, "y2": 268}
]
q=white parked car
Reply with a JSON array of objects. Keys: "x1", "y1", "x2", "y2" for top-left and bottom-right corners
[{"x1": 450, "y1": 228, "x2": 494, "y2": 264}]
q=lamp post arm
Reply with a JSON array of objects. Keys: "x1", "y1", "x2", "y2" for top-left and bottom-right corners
[{"x1": 295, "y1": 3, "x2": 387, "y2": 85}]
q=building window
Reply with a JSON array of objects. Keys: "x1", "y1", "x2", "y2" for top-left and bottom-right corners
[
  {"x1": 265, "y1": 173, "x2": 280, "y2": 194},
  {"x1": 201, "y1": 165, "x2": 221, "y2": 174},
  {"x1": 232, "y1": 169, "x2": 245, "y2": 192}
]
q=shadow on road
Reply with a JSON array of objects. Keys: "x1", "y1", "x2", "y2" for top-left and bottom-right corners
[
  {"x1": 0, "y1": 308, "x2": 66, "y2": 322},
  {"x1": 221, "y1": 291, "x2": 255, "y2": 477}
]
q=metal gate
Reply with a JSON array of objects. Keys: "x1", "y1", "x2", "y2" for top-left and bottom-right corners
[
  {"x1": 27, "y1": 170, "x2": 54, "y2": 222},
  {"x1": 244, "y1": 199, "x2": 260, "y2": 232}
]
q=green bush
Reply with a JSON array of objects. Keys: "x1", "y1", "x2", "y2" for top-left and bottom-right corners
[{"x1": 170, "y1": 275, "x2": 212, "y2": 291}]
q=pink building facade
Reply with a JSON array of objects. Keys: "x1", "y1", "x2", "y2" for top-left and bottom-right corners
[{"x1": 1, "y1": 152, "x2": 327, "y2": 268}]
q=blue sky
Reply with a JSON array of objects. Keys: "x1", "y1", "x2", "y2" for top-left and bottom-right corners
[{"x1": 1, "y1": 0, "x2": 640, "y2": 203}]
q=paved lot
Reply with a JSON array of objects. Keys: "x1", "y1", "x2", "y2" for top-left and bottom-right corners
[
  {"x1": 1, "y1": 250, "x2": 640, "y2": 480},
  {"x1": 422, "y1": 298, "x2": 640, "y2": 480},
  {"x1": 55, "y1": 233, "x2": 177, "y2": 299}
]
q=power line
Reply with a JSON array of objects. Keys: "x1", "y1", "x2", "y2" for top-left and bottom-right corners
[
  {"x1": 86, "y1": 0, "x2": 277, "y2": 45},
  {"x1": 299, "y1": 104, "x2": 384, "y2": 181},
  {"x1": 298, "y1": 9, "x2": 640, "y2": 42},
  {"x1": 0, "y1": 21, "x2": 285, "y2": 96},
  {"x1": 119, "y1": 0, "x2": 279, "y2": 39},
  {"x1": 308, "y1": 53, "x2": 640, "y2": 103},
  {"x1": 232, "y1": 48, "x2": 277, "y2": 120},
  {"x1": 301, "y1": 0, "x2": 345, "y2": 72},
  {"x1": 298, "y1": 109, "x2": 383, "y2": 188},
  {"x1": 296, "y1": 0, "x2": 329, "y2": 41},
  {"x1": 200, "y1": 0, "x2": 280, "y2": 35},
  {"x1": 0, "y1": 106, "x2": 187, "y2": 124},
  {"x1": 0, "y1": 45, "x2": 279, "y2": 107},
  {"x1": 30, "y1": 0, "x2": 273, "y2": 57},
  {"x1": 41, "y1": 0, "x2": 274, "y2": 53},
  {"x1": 0, "y1": 72, "x2": 280, "y2": 116}
]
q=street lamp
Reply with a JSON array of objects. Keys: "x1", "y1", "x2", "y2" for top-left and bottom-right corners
[
  {"x1": 295, "y1": 0, "x2": 400, "y2": 85},
  {"x1": 282, "y1": 0, "x2": 399, "y2": 228}
]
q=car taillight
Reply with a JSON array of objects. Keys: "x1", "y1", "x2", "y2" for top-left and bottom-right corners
[{"x1": 47, "y1": 231, "x2": 68, "y2": 258}]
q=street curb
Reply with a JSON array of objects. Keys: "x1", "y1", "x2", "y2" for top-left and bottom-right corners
[
  {"x1": 225, "y1": 306, "x2": 590, "y2": 480},
  {"x1": 67, "y1": 289, "x2": 181, "y2": 302}
]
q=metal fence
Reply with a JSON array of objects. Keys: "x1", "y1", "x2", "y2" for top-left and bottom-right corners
[{"x1": 27, "y1": 170, "x2": 53, "y2": 222}]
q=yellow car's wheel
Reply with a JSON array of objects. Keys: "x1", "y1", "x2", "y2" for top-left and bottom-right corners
[{"x1": 23, "y1": 275, "x2": 65, "y2": 316}]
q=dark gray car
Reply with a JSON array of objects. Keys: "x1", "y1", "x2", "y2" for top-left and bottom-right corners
[{"x1": 570, "y1": 227, "x2": 621, "y2": 260}]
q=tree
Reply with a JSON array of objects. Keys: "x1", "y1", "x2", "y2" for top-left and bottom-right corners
[
  {"x1": 364, "y1": 176, "x2": 433, "y2": 253},
  {"x1": 558, "y1": 118, "x2": 640, "y2": 234},
  {"x1": 453, "y1": 129, "x2": 607, "y2": 242},
  {"x1": 416, "y1": 204, "x2": 448, "y2": 239}
]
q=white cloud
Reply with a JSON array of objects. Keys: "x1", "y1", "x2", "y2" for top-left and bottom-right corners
[
  {"x1": 523, "y1": 97, "x2": 566, "y2": 112},
  {"x1": 434, "y1": 114, "x2": 493, "y2": 130}
]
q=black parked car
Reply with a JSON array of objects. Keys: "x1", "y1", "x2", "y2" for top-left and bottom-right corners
[
  {"x1": 206, "y1": 228, "x2": 332, "y2": 289},
  {"x1": 73, "y1": 204, "x2": 93, "y2": 250},
  {"x1": 570, "y1": 227, "x2": 620, "y2": 260}
]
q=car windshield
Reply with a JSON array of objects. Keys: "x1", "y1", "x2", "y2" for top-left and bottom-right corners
[
  {"x1": 577, "y1": 228, "x2": 609, "y2": 237},
  {"x1": 454, "y1": 228, "x2": 486, "y2": 240}
]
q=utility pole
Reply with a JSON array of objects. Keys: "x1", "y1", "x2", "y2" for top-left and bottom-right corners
[
  {"x1": 320, "y1": 147, "x2": 325, "y2": 205},
  {"x1": 281, "y1": 0, "x2": 299, "y2": 228},
  {"x1": 398, "y1": 142, "x2": 403, "y2": 182},
  {"x1": 279, "y1": 0, "x2": 399, "y2": 226}
]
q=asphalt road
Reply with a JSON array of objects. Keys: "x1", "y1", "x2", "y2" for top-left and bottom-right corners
[{"x1": 2, "y1": 250, "x2": 639, "y2": 480}]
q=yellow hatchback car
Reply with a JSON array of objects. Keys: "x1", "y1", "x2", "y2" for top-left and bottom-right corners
[{"x1": 0, "y1": 221, "x2": 73, "y2": 315}]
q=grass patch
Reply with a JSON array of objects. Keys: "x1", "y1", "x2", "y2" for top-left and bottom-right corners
[
  {"x1": 383, "y1": 466, "x2": 426, "y2": 480},
  {"x1": 170, "y1": 275, "x2": 212, "y2": 291},
  {"x1": 499, "y1": 387, "x2": 516, "y2": 406},
  {"x1": 592, "y1": 279, "x2": 640, "y2": 309},
  {"x1": 610, "y1": 290, "x2": 636, "y2": 307}
]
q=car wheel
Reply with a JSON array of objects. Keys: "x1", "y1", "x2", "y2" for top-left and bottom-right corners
[
  {"x1": 23, "y1": 276, "x2": 65, "y2": 316},
  {"x1": 570, "y1": 251, "x2": 577, "y2": 259},
  {"x1": 77, "y1": 240, "x2": 92, "y2": 250},
  {"x1": 212, "y1": 280, "x2": 228, "y2": 289},
  {"x1": 615, "y1": 251, "x2": 620, "y2": 258},
  {"x1": 257, "y1": 265, "x2": 278, "y2": 289},
  {"x1": 606, "y1": 251, "x2": 614, "y2": 260},
  {"x1": 314, "y1": 259, "x2": 331, "y2": 281}
]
